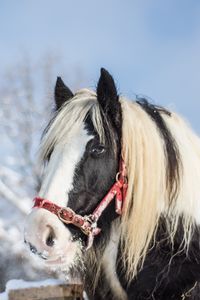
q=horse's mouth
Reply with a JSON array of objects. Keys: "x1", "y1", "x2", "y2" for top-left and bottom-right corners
[
  {"x1": 38, "y1": 246, "x2": 80, "y2": 270},
  {"x1": 44, "y1": 255, "x2": 67, "y2": 266}
]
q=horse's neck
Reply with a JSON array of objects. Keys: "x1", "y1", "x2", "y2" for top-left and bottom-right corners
[
  {"x1": 101, "y1": 221, "x2": 127, "y2": 300},
  {"x1": 84, "y1": 219, "x2": 127, "y2": 300}
]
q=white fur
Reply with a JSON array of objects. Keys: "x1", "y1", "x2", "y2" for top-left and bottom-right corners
[
  {"x1": 102, "y1": 222, "x2": 128, "y2": 300},
  {"x1": 24, "y1": 208, "x2": 81, "y2": 269},
  {"x1": 39, "y1": 126, "x2": 92, "y2": 207}
]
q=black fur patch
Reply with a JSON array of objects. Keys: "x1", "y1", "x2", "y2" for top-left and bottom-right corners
[
  {"x1": 67, "y1": 112, "x2": 121, "y2": 245},
  {"x1": 136, "y1": 98, "x2": 180, "y2": 202},
  {"x1": 97, "y1": 68, "x2": 122, "y2": 132},
  {"x1": 117, "y1": 217, "x2": 200, "y2": 300},
  {"x1": 54, "y1": 77, "x2": 74, "y2": 110}
]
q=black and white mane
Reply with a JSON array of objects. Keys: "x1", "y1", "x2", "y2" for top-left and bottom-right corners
[{"x1": 24, "y1": 68, "x2": 200, "y2": 300}]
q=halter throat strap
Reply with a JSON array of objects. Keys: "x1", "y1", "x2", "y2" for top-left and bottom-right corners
[{"x1": 33, "y1": 158, "x2": 127, "y2": 249}]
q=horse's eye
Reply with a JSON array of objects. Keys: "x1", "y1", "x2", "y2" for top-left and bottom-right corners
[{"x1": 90, "y1": 145, "x2": 106, "y2": 157}]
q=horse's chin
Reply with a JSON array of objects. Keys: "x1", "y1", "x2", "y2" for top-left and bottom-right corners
[{"x1": 43, "y1": 242, "x2": 82, "y2": 269}]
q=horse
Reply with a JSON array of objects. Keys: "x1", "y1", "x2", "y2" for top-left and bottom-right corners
[{"x1": 24, "y1": 68, "x2": 200, "y2": 299}]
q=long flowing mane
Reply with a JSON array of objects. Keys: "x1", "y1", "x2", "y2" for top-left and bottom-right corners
[
  {"x1": 39, "y1": 89, "x2": 200, "y2": 281},
  {"x1": 121, "y1": 98, "x2": 200, "y2": 279}
]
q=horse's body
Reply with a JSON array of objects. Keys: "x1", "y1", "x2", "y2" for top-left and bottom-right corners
[{"x1": 24, "y1": 69, "x2": 200, "y2": 299}]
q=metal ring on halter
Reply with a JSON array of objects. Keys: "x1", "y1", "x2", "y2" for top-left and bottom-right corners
[
  {"x1": 116, "y1": 172, "x2": 128, "y2": 184},
  {"x1": 116, "y1": 172, "x2": 120, "y2": 182}
]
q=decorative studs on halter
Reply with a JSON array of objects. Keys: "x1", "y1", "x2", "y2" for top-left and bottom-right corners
[{"x1": 33, "y1": 157, "x2": 127, "y2": 249}]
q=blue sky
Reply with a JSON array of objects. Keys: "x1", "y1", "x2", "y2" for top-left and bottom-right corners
[{"x1": 1, "y1": 0, "x2": 200, "y2": 132}]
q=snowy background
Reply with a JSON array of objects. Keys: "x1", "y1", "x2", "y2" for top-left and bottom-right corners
[
  {"x1": 0, "y1": 58, "x2": 82, "y2": 291},
  {"x1": 0, "y1": 0, "x2": 200, "y2": 293}
]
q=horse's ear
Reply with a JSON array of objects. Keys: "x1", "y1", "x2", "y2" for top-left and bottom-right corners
[
  {"x1": 54, "y1": 77, "x2": 74, "y2": 110},
  {"x1": 97, "y1": 68, "x2": 121, "y2": 129}
]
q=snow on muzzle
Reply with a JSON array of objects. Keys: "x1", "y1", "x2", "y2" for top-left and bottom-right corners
[{"x1": 24, "y1": 208, "x2": 81, "y2": 267}]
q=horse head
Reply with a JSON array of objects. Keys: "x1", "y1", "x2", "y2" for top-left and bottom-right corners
[{"x1": 24, "y1": 68, "x2": 123, "y2": 269}]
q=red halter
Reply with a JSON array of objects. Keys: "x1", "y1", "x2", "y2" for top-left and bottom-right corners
[{"x1": 33, "y1": 158, "x2": 128, "y2": 249}]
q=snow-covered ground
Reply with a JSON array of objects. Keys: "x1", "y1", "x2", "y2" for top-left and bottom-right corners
[
  {"x1": 0, "y1": 279, "x2": 66, "y2": 300},
  {"x1": 0, "y1": 278, "x2": 87, "y2": 300}
]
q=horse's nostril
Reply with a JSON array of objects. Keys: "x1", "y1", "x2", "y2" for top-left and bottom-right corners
[
  {"x1": 46, "y1": 233, "x2": 55, "y2": 247},
  {"x1": 29, "y1": 243, "x2": 37, "y2": 254}
]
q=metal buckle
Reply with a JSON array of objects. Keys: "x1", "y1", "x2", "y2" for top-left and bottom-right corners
[
  {"x1": 84, "y1": 214, "x2": 95, "y2": 224},
  {"x1": 80, "y1": 215, "x2": 97, "y2": 236},
  {"x1": 116, "y1": 172, "x2": 121, "y2": 182},
  {"x1": 116, "y1": 172, "x2": 128, "y2": 185},
  {"x1": 57, "y1": 207, "x2": 75, "y2": 224}
]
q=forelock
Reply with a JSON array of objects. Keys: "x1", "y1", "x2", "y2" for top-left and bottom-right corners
[{"x1": 39, "y1": 89, "x2": 106, "y2": 162}]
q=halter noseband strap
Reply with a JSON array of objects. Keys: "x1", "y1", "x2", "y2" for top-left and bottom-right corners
[{"x1": 33, "y1": 158, "x2": 128, "y2": 250}]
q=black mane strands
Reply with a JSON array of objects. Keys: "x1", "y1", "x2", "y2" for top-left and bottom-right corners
[{"x1": 136, "y1": 98, "x2": 181, "y2": 203}]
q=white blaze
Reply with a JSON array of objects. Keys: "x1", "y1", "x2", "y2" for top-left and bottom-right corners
[
  {"x1": 24, "y1": 126, "x2": 92, "y2": 269},
  {"x1": 39, "y1": 126, "x2": 91, "y2": 207}
]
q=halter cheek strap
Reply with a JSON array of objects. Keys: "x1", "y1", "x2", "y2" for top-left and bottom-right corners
[{"x1": 33, "y1": 158, "x2": 128, "y2": 250}]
